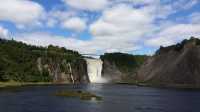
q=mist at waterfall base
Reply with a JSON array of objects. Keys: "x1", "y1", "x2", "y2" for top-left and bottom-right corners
[{"x1": 85, "y1": 58, "x2": 108, "y2": 83}]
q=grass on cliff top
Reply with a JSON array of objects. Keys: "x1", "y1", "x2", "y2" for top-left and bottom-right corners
[{"x1": 55, "y1": 90, "x2": 103, "y2": 101}]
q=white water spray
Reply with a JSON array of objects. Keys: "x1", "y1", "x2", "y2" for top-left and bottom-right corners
[{"x1": 85, "y1": 58, "x2": 107, "y2": 83}]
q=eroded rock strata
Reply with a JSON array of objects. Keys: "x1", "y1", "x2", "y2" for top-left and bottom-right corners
[{"x1": 137, "y1": 37, "x2": 200, "y2": 87}]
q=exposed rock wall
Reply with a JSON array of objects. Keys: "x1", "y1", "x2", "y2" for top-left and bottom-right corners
[
  {"x1": 71, "y1": 59, "x2": 89, "y2": 83},
  {"x1": 137, "y1": 37, "x2": 200, "y2": 87},
  {"x1": 101, "y1": 53, "x2": 147, "y2": 83},
  {"x1": 101, "y1": 60, "x2": 123, "y2": 82},
  {"x1": 37, "y1": 58, "x2": 89, "y2": 84}
]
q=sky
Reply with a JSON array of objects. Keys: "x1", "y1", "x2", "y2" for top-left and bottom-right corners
[{"x1": 0, "y1": 0, "x2": 200, "y2": 55}]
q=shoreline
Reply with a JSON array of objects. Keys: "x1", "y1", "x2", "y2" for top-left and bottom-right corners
[
  {"x1": 115, "y1": 82, "x2": 200, "y2": 90},
  {"x1": 0, "y1": 82, "x2": 70, "y2": 88},
  {"x1": 1, "y1": 81, "x2": 200, "y2": 90}
]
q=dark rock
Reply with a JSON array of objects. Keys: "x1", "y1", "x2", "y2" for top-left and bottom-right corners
[{"x1": 71, "y1": 59, "x2": 89, "y2": 84}]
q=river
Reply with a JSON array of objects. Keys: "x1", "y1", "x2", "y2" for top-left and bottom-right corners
[{"x1": 0, "y1": 84, "x2": 200, "y2": 112}]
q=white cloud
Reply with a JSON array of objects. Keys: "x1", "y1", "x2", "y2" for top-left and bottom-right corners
[
  {"x1": 145, "y1": 37, "x2": 176, "y2": 47},
  {"x1": 160, "y1": 0, "x2": 198, "y2": 18},
  {"x1": 11, "y1": 24, "x2": 200, "y2": 54},
  {"x1": 109, "y1": 0, "x2": 158, "y2": 6},
  {"x1": 62, "y1": 17, "x2": 86, "y2": 32},
  {"x1": 14, "y1": 32, "x2": 139, "y2": 54},
  {"x1": 89, "y1": 4, "x2": 154, "y2": 53},
  {"x1": 145, "y1": 24, "x2": 200, "y2": 47},
  {"x1": 1, "y1": 0, "x2": 200, "y2": 54},
  {"x1": 45, "y1": 9, "x2": 79, "y2": 29},
  {"x1": 63, "y1": 0, "x2": 109, "y2": 11},
  {"x1": 0, "y1": 26, "x2": 9, "y2": 39},
  {"x1": 172, "y1": 0, "x2": 198, "y2": 10},
  {"x1": 47, "y1": 9, "x2": 76, "y2": 23},
  {"x1": 14, "y1": 32, "x2": 91, "y2": 54},
  {"x1": 46, "y1": 18, "x2": 57, "y2": 27},
  {"x1": 90, "y1": 4, "x2": 153, "y2": 37},
  {"x1": 16, "y1": 32, "x2": 70, "y2": 47},
  {"x1": 0, "y1": 0, "x2": 44, "y2": 26}
]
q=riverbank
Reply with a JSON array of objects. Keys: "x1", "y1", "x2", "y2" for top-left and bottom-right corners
[
  {"x1": 0, "y1": 81, "x2": 57, "y2": 88},
  {"x1": 1, "y1": 81, "x2": 200, "y2": 90},
  {"x1": 137, "y1": 83, "x2": 200, "y2": 89},
  {"x1": 115, "y1": 81, "x2": 200, "y2": 89}
]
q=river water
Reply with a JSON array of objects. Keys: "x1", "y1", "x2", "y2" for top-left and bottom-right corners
[{"x1": 0, "y1": 84, "x2": 200, "y2": 112}]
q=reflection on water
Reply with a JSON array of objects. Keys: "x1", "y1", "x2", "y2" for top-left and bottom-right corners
[{"x1": 0, "y1": 84, "x2": 200, "y2": 112}]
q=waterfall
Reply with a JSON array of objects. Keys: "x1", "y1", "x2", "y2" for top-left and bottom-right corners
[
  {"x1": 67, "y1": 63, "x2": 74, "y2": 84},
  {"x1": 85, "y1": 58, "x2": 107, "y2": 83}
]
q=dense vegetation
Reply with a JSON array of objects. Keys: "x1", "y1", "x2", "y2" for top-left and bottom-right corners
[
  {"x1": 100, "y1": 52, "x2": 148, "y2": 73},
  {"x1": 0, "y1": 39, "x2": 81, "y2": 82}
]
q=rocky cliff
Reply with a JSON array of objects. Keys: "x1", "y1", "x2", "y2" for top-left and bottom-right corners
[
  {"x1": 101, "y1": 53, "x2": 147, "y2": 83},
  {"x1": 0, "y1": 39, "x2": 89, "y2": 84},
  {"x1": 101, "y1": 59, "x2": 123, "y2": 82},
  {"x1": 37, "y1": 57, "x2": 89, "y2": 84},
  {"x1": 137, "y1": 37, "x2": 200, "y2": 88}
]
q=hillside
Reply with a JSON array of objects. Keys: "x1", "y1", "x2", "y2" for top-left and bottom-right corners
[
  {"x1": 137, "y1": 37, "x2": 200, "y2": 88},
  {"x1": 0, "y1": 39, "x2": 89, "y2": 83},
  {"x1": 100, "y1": 53, "x2": 148, "y2": 83}
]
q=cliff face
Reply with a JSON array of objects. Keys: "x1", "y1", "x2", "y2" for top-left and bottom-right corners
[
  {"x1": 71, "y1": 59, "x2": 89, "y2": 83},
  {"x1": 101, "y1": 60, "x2": 123, "y2": 82},
  {"x1": 101, "y1": 53, "x2": 147, "y2": 83},
  {"x1": 37, "y1": 58, "x2": 89, "y2": 84},
  {"x1": 137, "y1": 37, "x2": 200, "y2": 87},
  {"x1": 0, "y1": 39, "x2": 89, "y2": 84}
]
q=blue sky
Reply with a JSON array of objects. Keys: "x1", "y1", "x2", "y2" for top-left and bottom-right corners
[{"x1": 0, "y1": 0, "x2": 200, "y2": 55}]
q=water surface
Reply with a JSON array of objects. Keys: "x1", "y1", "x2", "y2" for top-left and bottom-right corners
[{"x1": 0, "y1": 84, "x2": 200, "y2": 112}]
